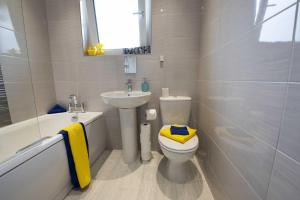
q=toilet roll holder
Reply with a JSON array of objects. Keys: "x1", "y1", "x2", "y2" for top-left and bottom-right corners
[{"x1": 145, "y1": 108, "x2": 157, "y2": 121}]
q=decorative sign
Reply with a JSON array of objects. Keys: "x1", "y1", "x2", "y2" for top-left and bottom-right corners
[{"x1": 123, "y1": 46, "x2": 151, "y2": 55}]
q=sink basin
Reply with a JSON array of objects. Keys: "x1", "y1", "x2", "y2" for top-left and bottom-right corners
[
  {"x1": 101, "y1": 90, "x2": 152, "y2": 109},
  {"x1": 100, "y1": 90, "x2": 152, "y2": 164}
]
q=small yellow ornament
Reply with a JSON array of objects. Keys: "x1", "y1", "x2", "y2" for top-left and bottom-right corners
[
  {"x1": 86, "y1": 43, "x2": 105, "y2": 56},
  {"x1": 87, "y1": 46, "x2": 97, "y2": 56},
  {"x1": 96, "y1": 43, "x2": 103, "y2": 49},
  {"x1": 96, "y1": 43, "x2": 105, "y2": 55}
]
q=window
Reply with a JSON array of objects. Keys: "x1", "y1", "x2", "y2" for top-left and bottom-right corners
[
  {"x1": 94, "y1": 0, "x2": 141, "y2": 49},
  {"x1": 80, "y1": 0, "x2": 151, "y2": 55}
]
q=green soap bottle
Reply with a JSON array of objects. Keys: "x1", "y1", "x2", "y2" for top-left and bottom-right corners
[{"x1": 141, "y1": 78, "x2": 150, "y2": 92}]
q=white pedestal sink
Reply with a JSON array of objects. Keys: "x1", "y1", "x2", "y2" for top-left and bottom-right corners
[{"x1": 101, "y1": 91, "x2": 152, "y2": 163}]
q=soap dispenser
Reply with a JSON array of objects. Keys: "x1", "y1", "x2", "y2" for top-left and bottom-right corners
[{"x1": 141, "y1": 78, "x2": 150, "y2": 92}]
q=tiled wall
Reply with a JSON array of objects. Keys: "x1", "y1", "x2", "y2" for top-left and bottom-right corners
[
  {"x1": 22, "y1": 0, "x2": 56, "y2": 116},
  {"x1": 2, "y1": 0, "x2": 300, "y2": 199},
  {"x1": 45, "y1": 0, "x2": 201, "y2": 150},
  {"x1": 0, "y1": 0, "x2": 56, "y2": 122},
  {"x1": 197, "y1": 0, "x2": 300, "y2": 200},
  {"x1": 0, "y1": 0, "x2": 38, "y2": 122}
]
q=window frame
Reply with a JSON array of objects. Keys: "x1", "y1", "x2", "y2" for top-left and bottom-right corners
[{"x1": 80, "y1": 0, "x2": 152, "y2": 56}]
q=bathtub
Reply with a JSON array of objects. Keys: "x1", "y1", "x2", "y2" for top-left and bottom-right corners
[{"x1": 0, "y1": 112, "x2": 107, "y2": 200}]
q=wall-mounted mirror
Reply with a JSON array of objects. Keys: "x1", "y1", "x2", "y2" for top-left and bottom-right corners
[{"x1": 80, "y1": 0, "x2": 152, "y2": 56}]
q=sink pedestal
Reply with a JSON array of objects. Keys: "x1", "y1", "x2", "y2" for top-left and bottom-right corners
[
  {"x1": 119, "y1": 108, "x2": 138, "y2": 163},
  {"x1": 100, "y1": 90, "x2": 152, "y2": 164}
]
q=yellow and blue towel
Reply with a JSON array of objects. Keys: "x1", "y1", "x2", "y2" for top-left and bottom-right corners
[
  {"x1": 160, "y1": 125, "x2": 197, "y2": 144},
  {"x1": 59, "y1": 123, "x2": 91, "y2": 189}
]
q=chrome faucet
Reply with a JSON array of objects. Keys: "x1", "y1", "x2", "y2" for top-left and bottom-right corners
[
  {"x1": 68, "y1": 94, "x2": 84, "y2": 113},
  {"x1": 69, "y1": 94, "x2": 78, "y2": 106},
  {"x1": 126, "y1": 79, "x2": 133, "y2": 92}
]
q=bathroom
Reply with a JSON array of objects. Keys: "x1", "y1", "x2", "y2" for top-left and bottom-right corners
[{"x1": 0, "y1": 0, "x2": 299, "y2": 199}]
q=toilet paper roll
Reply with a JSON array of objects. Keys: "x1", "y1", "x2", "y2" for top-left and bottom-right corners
[
  {"x1": 146, "y1": 109, "x2": 157, "y2": 121},
  {"x1": 162, "y1": 88, "x2": 169, "y2": 97},
  {"x1": 140, "y1": 123, "x2": 152, "y2": 161}
]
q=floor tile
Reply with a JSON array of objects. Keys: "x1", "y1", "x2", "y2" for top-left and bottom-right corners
[{"x1": 64, "y1": 150, "x2": 215, "y2": 200}]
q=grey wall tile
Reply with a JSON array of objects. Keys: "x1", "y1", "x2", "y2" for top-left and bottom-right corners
[
  {"x1": 200, "y1": 5, "x2": 296, "y2": 82},
  {"x1": 77, "y1": 59, "x2": 119, "y2": 83},
  {"x1": 199, "y1": 103, "x2": 275, "y2": 199},
  {"x1": 290, "y1": 5, "x2": 300, "y2": 82},
  {"x1": 0, "y1": 0, "x2": 46, "y2": 123},
  {"x1": 47, "y1": 20, "x2": 82, "y2": 62},
  {"x1": 164, "y1": 13, "x2": 201, "y2": 38},
  {"x1": 199, "y1": 18, "x2": 221, "y2": 58},
  {"x1": 46, "y1": 0, "x2": 80, "y2": 22},
  {"x1": 5, "y1": 82, "x2": 37, "y2": 123},
  {"x1": 29, "y1": 61, "x2": 54, "y2": 82},
  {"x1": 23, "y1": 0, "x2": 56, "y2": 115},
  {"x1": 278, "y1": 84, "x2": 300, "y2": 163},
  {"x1": 198, "y1": 1, "x2": 299, "y2": 199},
  {"x1": 0, "y1": 56, "x2": 31, "y2": 82},
  {"x1": 32, "y1": 81, "x2": 56, "y2": 115},
  {"x1": 136, "y1": 57, "x2": 165, "y2": 81},
  {"x1": 219, "y1": 0, "x2": 297, "y2": 45},
  {"x1": 266, "y1": 151, "x2": 300, "y2": 200},
  {"x1": 199, "y1": 133, "x2": 231, "y2": 200},
  {"x1": 205, "y1": 133, "x2": 261, "y2": 200},
  {"x1": 54, "y1": 81, "x2": 76, "y2": 107},
  {"x1": 201, "y1": 0, "x2": 221, "y2": 21},
  {"x1": 163, "y1": 37, "x2": 200, "y2": 59},
  {"x1": 165, "y1": 60, "x2": 199, "y2": 81},
  {"x1": 162, "y1": 0, "x2": 202, "y2": 15},
  {"x1": 166, "y1": 80, "x2": 198, "y2": 101},
  {"x1": 105, "y1": 117, "x2": 122, "y2": 149},
  {"x1": 23, "y1": 0, "x2": 52, "y2": 62},
  {"x1": 198, "y1": 81, "x2": 286, "y2": 147},
  {"x1": 77, "y1": 80, "x2": 119, "y2": 112},
  {"x1": 51, "y1": 61, "x2": 77, "y2": 82}
]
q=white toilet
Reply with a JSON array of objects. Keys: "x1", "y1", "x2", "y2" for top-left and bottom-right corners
[{"x1": 158, "y1": 96, "x2": 199, "y2": 183}]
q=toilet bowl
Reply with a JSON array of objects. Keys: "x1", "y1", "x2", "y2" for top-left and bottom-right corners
[
  {"x1": 158, "y1": 96, "x2": 199, "y2": 183},
  {"x1": 158, "y1": 126, "x2": 199, "y2": 183}
]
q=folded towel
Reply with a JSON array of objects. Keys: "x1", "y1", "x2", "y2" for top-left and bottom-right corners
[
  {"x1": 48, "y1": 104, "x2": 67, "y2": 114},
  {"x1": 171, "y1": 126, "x2": 189, "y2": 135},
  {"x1": 59, "y1": 123, "x2": 91, "y2": 189},
  {"x1": 160, "y1": 125, "x2": 197, "y2": 144},
  {"x1": 60, "y1": 132, "x2": 80, "y2": 188}
]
